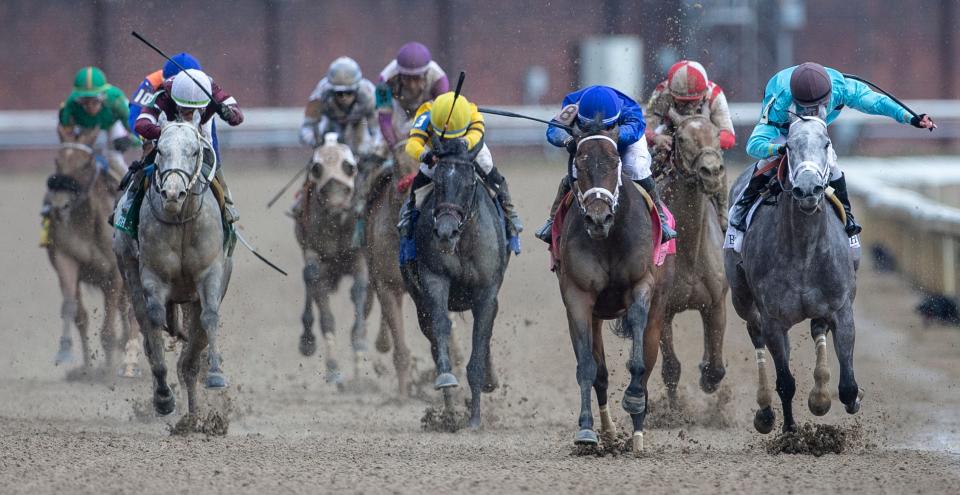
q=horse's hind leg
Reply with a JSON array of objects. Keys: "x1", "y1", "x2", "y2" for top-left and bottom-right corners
[
  {"x1": 177, "y1": 303, "x2": 207, "y2": 415},
  {"x1": 808, "y1": 318, "x2": 832, "y2": 416},
  {"x1": 698, "y1": 302, "x2": 727, "y2": 394},
  {"x1": 99, "y1": 280, "x2": 120, "y2": 371},
  {"x1": 592, "y1": 317, "x2": 617, "y2": 444},
  {"x1": 763, "y1": 321, "x2": 797, "y2": 432},
  {"x1": 74, "y1": 285, "x2": 92, "y2": 368},
  {"x1": 466, "y1": 289, "x2": 498, "y2": 428},
  {"x1": 198, "y1": 264, "x2": 228, "y2": 390},
  {"x1": 658, "y1": 312, "x2": 681, "y2": 405},
  {"x1": 350, "y1": 258, "x2": 372, "y2": 379},
  {"x1": 379, "y1": 285, "x2": 410, "y2": 398},
  {"x1": 119, "y1": 295, "x2": 142, "y2": 378},
  {"x1": 299, "y1": 252, "x2": 319, "y2": 356},
  {"x1": 733, "y1": 289, "x2": 775, "y2": 433},
  {"x1": 832, "y1": 303, "x2": 863, "y2": 414}
]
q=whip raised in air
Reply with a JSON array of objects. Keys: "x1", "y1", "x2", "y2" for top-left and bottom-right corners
[
  {"x1": 131, "y1": 31, "x2": 215, "y2": 102},
  {"x1": 477, "y1": 107, "x2": 574, "y2": 133}
]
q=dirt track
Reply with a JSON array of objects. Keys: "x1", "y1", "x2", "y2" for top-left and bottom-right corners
[{"x1": 1, "y1": 163, "x2": 958, "y2": 494}]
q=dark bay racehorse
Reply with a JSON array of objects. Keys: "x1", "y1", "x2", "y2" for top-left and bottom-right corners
[
  {"x1": 657, "y1": 109, "x2": 729, "y2": 403},
  {"x1": 295, "y1": 134, "x2": 371, "y2": 384},
  {"x1": 46, "y1": 132, "x2": 139, "y2": 375},
  {"x1": 725, "y1": 115, "x2": 861, "y2": 433},
  {"x1": 114, "y1": 120, "x2": 232, "y2": 416},
  {"x1": 401, "y1": 138, "x2": 509, "y2": 428},
  {"x1": 556, "y1": 127, "x2": 667, "y2": 455}
]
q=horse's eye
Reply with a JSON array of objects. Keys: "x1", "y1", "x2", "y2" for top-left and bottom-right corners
[{"x1": 824, "y1": 141, "x2": 831, "y2": 149}]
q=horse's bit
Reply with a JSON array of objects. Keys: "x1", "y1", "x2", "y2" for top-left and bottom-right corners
[{"x1": 574, "y1": 134, "x2": 622, "y2": 214}]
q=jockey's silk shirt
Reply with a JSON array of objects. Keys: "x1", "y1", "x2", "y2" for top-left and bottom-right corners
[
  {"x1": 546, "y1": 86, "x2": 647, "y2": 155},
  {"x1": 405, "y1": 99, "x2": 485, "y2": 162},
  {"x1": 59, "y1": 85, "x2": 131, "y2": 132},
  {"x1": 747, "y1": 65, "x2": 913, "y2": 159}
]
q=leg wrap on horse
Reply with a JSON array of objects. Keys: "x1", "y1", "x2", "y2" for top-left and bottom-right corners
[
  {"x1": 637, "y1": 176, "x2": 676, "y2": 243},
  {"x1": 729, "y1": 167, "x2": 771, "y2": 232},
  {"x1": 829, "y1": 173, "x2": 861, "y2": 236},
  {"x1": 535, "y1": 176, "x2": 572, "y2": 243}
]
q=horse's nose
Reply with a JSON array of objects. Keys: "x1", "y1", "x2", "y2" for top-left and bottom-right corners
[
  {"x1": 586, "y1": 211, "x2": 613, "y2": 229},
  {"x1": 792, "y1": 184, "x2": 824, "y2": 200},
  {"x1": 434, "y1": 220, "x2": 460, "y2": 241}
]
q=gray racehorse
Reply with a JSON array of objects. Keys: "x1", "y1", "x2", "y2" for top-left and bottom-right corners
[
  {"x1": 114, "y1": 120, "x2": 232, "y2": 416},
  {"x1": 724, "y1": 115, "x2": 861, "y2": 434},
  {"x1": 401, "y1": 138, "x2": 509, "y2": 428}
]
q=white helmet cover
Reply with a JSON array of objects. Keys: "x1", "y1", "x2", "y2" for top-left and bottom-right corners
[
  {"x1": 327, "y1": 57, "x2": 362, "y2": 92},
  {"x1": 171, "y1": 69, "x2": 213, "y2": 108}
]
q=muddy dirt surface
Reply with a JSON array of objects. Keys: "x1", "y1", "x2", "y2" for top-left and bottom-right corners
[{"x1": 1, "y1": 164, "x2": 958, "y2": 494}]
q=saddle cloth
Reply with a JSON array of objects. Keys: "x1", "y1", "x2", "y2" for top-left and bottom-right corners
[{"x1": 549, "y1": 183, "x2": 676, "y2": 271}]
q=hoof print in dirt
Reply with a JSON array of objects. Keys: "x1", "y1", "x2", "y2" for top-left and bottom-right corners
[
  {"x1": 765, "y1": 422, "x2": 861, "y2": 456},
  {"x1": 420, "y1": 405, "x2": 470, "y2": 433},
  {"x1": 169, "y1": 410, "x2": 229, "y2": 437}
]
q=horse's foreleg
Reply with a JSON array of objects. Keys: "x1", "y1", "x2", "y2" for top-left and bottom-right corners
[
  {"x1": 808, "y1": 318, "x2": 832, "y2": 416},
  {"x1": 832, "y1": 303, "x2": 862, "y2": 414},
  {"x1": 629, "y1": 284, "x2": 662, "y2": 455},
  {"x1": 379, "y1": 285, "x2": 410, "y2": 398},
  {"x1": 198, "y1": 264, "x2": 228, "y2": 390},
  {"x1": 74, "y1": 285, "x2": 92, "y2": 368},
  {"x1": 763, "y1": 321, "x2": 797, "y2": 432},
  {"x1": 563, "y1": 287, "x2": 598, "y2": 445},
  {"x1": 592, "y1": 317, "x2": 617, "y2": 445},
  {"x1": 99, "y1": 279, "x2": 121, "y2": 370},
  {"x1": 119, "y1": 295, "x2": 142, "y2": 378},
  {"x1": 466, "y1": 290, "x2": 498, "y2": 428},
  {"x1": 419, "y1": 272, "x2": 455, "y2": 389},
  {"x1": 142, "y1": 270, "x2": 175, "y2": 414},
  {"x1": 299, "y1": 254, "x2": 319, "y2": 357},
  {"x1": 177, "y1": 304, "x2": 207, "y2": 415},
  {"x1": 658, "y1": 312, "x2": 681, "y2": 404},
  {"x1": 699, "y1": 302, "x2": 727, "y2": 394},
  {"x1": 315, "y1": 276, "x2": 342, "y2": 386},
  {"x1": 51, "y1": 253, "x2": 80, "y2": 366},
  {"x1": 350, "y1": 257, "x2": 371, "y2": 379}
]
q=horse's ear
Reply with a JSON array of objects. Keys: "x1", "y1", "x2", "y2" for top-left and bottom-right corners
[{"x1": 77, "y1": 127, "x2": 99, "y2": 146}]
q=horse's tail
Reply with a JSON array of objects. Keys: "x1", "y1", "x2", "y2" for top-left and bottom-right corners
[{"x1": 610, "y1": 317, "x2": 631, "y2": 339}]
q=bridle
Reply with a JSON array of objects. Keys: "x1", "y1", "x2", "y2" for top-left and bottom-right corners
[
  {"x1": 48, "y1": 142, "x2": 101, "y2": 208},
  {"x1": 574, "y1": 134, "x2": 622, "y2": 214},
  {"x1": 433, "y1": 157, "x2": 480, "y2": 231},
  {"x1": 782, "y1": 116, "x2": 830, "y2": 194},
  {"x1": 668, "y1": 116, "x2": 723, "y2": 186},
  {"x1": 149, "y1": 122, "x2": 217, "y2": 224}
]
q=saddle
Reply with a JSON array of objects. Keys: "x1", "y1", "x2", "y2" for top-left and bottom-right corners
[{"x1": 548, "y1": 183, "x2": 676, "y2": 271}]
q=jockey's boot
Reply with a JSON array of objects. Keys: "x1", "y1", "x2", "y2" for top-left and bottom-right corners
[
  {"x1": 397, "y1": 171, "x2": 432, "y2": 263},
  {"x1": 637, "y1": 176, "x2": 677, "y2": 243},
  {"x1": 729, "y1": 170, "x2": 770, "y2": 232},
  {"x1": 39, "y1": 201, "x2": 51, "y2": 248},
  {"x1": 535, "y1": 175, "x2": 572, "y2": 244},
  {"x1": 214, "y1": 169, "x2": 239, "y2": 224},
  {"x1": 829, "y1": 173, "x2": 862, "y2": 237},
  {"x1": 484, "y1": 167, "x2": 522, "y2": 252}
]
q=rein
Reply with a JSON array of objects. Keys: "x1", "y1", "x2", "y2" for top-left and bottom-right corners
[
  {"x1": 148, "y1": 122, "x2": 217, "y2": 225},
  {"x1": 574, "y1": 134, "x2": 622, "y2": 214},
  {"x1": 49, "y1": 142, "x2": 102, "y2": 208}
]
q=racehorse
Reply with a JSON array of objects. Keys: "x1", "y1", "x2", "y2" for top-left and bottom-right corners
[
  {"x1": 295, "y1": 133, "x2": 371, "y2": 384},
  {"x1": 554, "y1": 125, "x2": 668, "y2": 455},
  {"x1": 46, "y1": 130, "x2": 139, "y2": 376},
  {"x1": 114, "y1": 120, "x2": 232, "y2": 416},
  {"x1": 656, "y1": 108, "x2": 729, "y2": 403},
  {"x1": 724, "y1": 115, "x2": 862, "y2": 433},
  {"x1": 401, "y1": 138, "x2": 509, "y2": 427}
]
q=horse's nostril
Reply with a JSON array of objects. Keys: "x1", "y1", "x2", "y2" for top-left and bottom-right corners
[
  {"x1": 813, "y1": 186, "x2": 824, "y2": 196},
  {"x1": 178, "y1": 191, "x2": 187, "y2": 200},
  {"x1": 699, "y1": 166, "x2": 714, "y2": 177},
  {"x1": 160, "y1": 189, "x2": 168, "y2": 200},
  {"x1": 792, "y1": 188, "x2": 805, "y2": 200},
  {"x1": 603, "y1": 213, "x2": 614, "y2": 225}
]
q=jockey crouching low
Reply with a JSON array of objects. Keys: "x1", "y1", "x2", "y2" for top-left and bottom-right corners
[
  {"x1": 397, "y1": 91, "x2": 522, "y2": 256},
  {"x1": 536, "y1": 85, "x2": 676, "y2": 244},
  {"x1": 646, "y1": 60, "x2": 736, "y2": 229},
  {"x1": 730, "y1": 62, "x2": 937, "y2": 237},
  {"x1": 127, "y1": 68, "x2": 244, "y2": 224}
]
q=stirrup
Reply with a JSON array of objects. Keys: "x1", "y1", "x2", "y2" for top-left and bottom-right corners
[
  {"x1": 535, "y1": 218, "x2": 553, "y2": 243},
  {"x1": 224, "y1": 205, "x2": 239, "y2": 224}
]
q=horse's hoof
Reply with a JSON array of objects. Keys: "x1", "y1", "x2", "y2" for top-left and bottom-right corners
[
  {"x1": 574, "y1": 429, "x2": 598, "y2": 445},
  {"x1": 54, "y1": 349, "x2": 76, "y2": 366},
  {"x1": 299, "y1": 334, "x2": 317, "y2": 356},
  {"x1": 808, "y1": 389, "x2": 832, "y2": 416},
  {"x1": 753, "y1": 407, "x2": 775, "y2": 434},
  {"x1": 468, "y1": 415, "x2": 481, "y2": 430},
  {"x1": 482, "y1": 370, "x2": 499, "y2": 394},
  {"x1": 374, "y1": 330, "x2": 392, "y2": 354},
  {"x1": 845, "y1": 397, "x2": 861, "y2": 414},
  {"x1": 434, "y1": 372, "x2": 459, "y2": 390},
  {"x1": 632, "y1": 431, "x2": 644, "y2": 456},
  {"x1": 621, "y1": 391, "x2": 647, "y2": 415},
  {"x1": 205, "y1": 372, "x2": 229, "y2": 390},
  {"x1": 699, "y1": 365, "x2": 725, "y2": 394},
  {"x1": 781, "y1": 421, "x2": 798, "y2": 434},
  {"x1": 117, "y1": 364, "x2": 142, "y2": 378},
  {"x1": 325, "y1": 370, "x2": 345, "y2": 386},
  {"x1": 154, "y1": 393, "x2": 176, "y2": 416}
]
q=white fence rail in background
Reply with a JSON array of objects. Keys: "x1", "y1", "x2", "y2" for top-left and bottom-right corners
[{"x1": 2, "y1": 100, "x2": 960, "y2": 150}]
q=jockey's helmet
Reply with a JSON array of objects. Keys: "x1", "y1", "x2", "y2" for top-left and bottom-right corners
[
  {"x1": 577, "y1": 86, "x2": 621, "y2": 127},
  {"x1": 396, "y1": 42, "x2": 432, "y2": 76},
  {"x1": 72, "y1": 66, "x2": 108, "y2": 98},
  {"x1": 171, "y1": 69, "x2": 212, "y2": 109},
  {"x1": 163, "y1": 52, "x2": 202, "y2": 80},
  {"x1": 327, "y1": 57, "x2": 363, "y2": 92},
  {"x1": 429, "y1": 92, "x2": 472, "y2": 138},
  {"x1": 667, "y1": 60, "x2": 709, "y2": 101},
  {"x1": 790, "y1": 62, "x2": 832, "y2": 107}
]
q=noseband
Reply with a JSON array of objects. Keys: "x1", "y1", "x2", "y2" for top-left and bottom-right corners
[
  {"x1": 667, "y1": 117, "x2": 723, "y2": 187},
  {"x1": 783, "y1": 116, "x2": 830, "y2": 194},
  {"x1": 433, "y1": 159, "x2": 480, "y2": 231},
  {"x1": 49, "y1": 142, "x2": 101, "y2": 207},
  {"x1": 574, "y1": 134, "x2": 622, "y2": 214}
]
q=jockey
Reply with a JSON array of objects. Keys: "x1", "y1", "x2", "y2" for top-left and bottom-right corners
[
  {"x1": 731, "y1": 62, "x2": 937, "y2": 236},
  {"x1": 128, "y1": 52, "x2": 221, "y2": 163},
  {"x1": 645, "y1": 60, "x2": 735, "y2": 228},
  {"x1": 299, "y1": 56, "x2": 381, "y2": 152},
  {"x1": 537, "y1": 85, "x2": 676, "y2": 244},
  {"x1": 397, "y1": 91, "x2": 521, "y2": 251},
  {"x1": 57, "y1": 66, "x2": 136, "y2": 182},
  {"x1": 131, "y1": 68, "x2": 244, "y2": 223},
  {"x1": 376, "y1": 42, "x2": 449, "y2": 153}
]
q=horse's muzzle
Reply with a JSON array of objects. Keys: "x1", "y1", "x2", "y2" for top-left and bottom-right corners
[
  {"x1": 584, "y1": 209, "x2": 613, "y2": 240},
  {"x1": 433, "y1": 214, "x2": 462, "y2": 252},
  {"x1": 792, "y1": 187, "x2": 824, "y2": 215}
]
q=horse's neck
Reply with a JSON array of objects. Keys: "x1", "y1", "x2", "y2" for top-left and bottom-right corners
[{"x1": 666, "y1": 177, "x2": 709, "y2": 254}]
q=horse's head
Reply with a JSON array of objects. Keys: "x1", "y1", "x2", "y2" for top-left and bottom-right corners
[
  {"x1": 573, "y1": 124, "x2": 622, "y2": 240},
  {"x1": 309, "y1": 133, "x2": 357, "y2": 211},
  {"x1": 431, "y1": 137, "x2": 477, "y2": 251},
  {"x1": 785, "y1": 115, "x2": 831, "y2": 214},
  {"x1": 155, "y1": 120, "x2": 208, "y2": 214},
  {"x1": 48, "y1": 131, "x2": 98, "y2": 215},
  {"x1": 667, "y1": 107, "x2": 725, "y2": 194}
]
